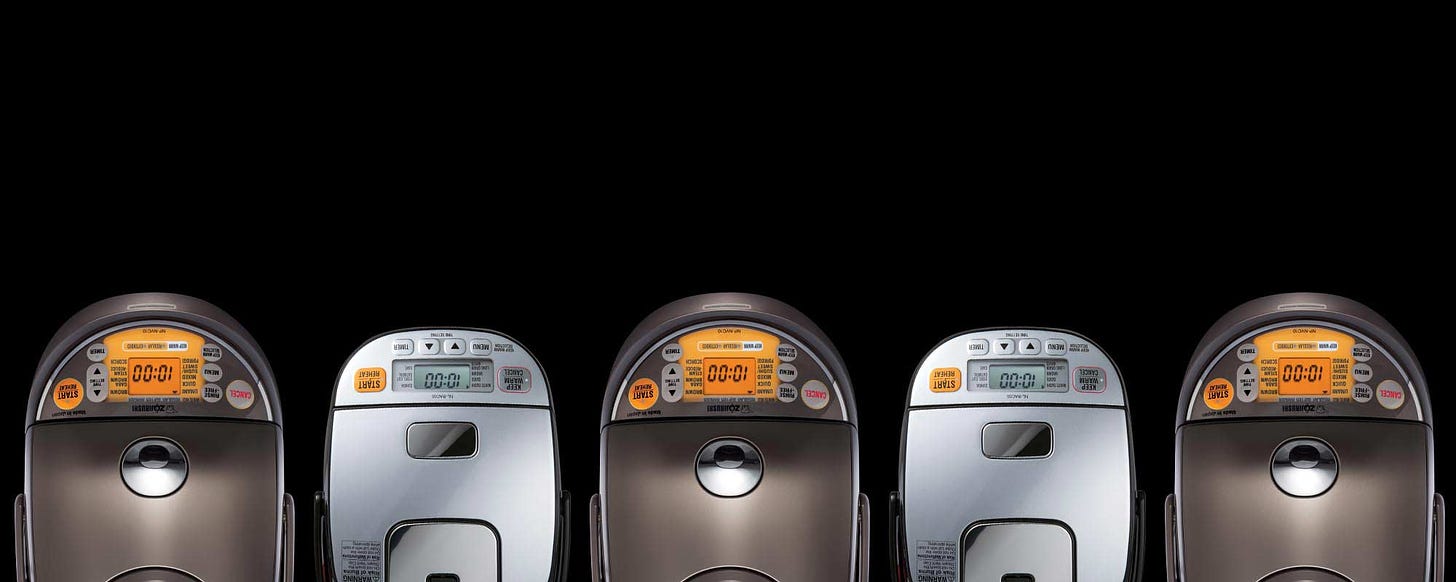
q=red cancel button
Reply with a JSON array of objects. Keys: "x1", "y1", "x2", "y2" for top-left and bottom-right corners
[{"x1": 1376, "y1": 379, "x2": 1405, "y2": 410}]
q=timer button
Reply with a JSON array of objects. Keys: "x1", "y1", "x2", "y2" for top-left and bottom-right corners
[
  {"x1": 1018, "y1": 338, "x2": 1041, "y2": 355},
  {"x1": 86, "y1": 343, "x2": 108, "y2": 362},
  {"x1": 662, "y1": 343, "x2": 683, "y2": 362},
  {"x1": 391, "y1": 339, "x2": 415, "y2": 356},
  {"x1": 1237, "y1": 343, "x2": 1258, "y2": 362},
  {"x1": 1351, "y1": 363, "x2": 1373, "y2": 383},
  {"x1": 968, "y1": 339, "x2": 991, "y2": 356}
]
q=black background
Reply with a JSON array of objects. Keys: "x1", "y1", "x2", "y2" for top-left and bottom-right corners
[{"x1": 5, "y1": 247, "x2": 1447, "y2": 580}]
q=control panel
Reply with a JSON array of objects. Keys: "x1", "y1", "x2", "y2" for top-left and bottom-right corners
[
  {"x1": 909, "y1": 329, "x2": 1125, "y2": 408},
  {"x1": 37, "y1": 321, "x2": 271, "y2": 421},
  {"x1": 610, "y1": 322, "x2": 847, "y2": 421},
  {"x1": 334, "y1": 329, "x2": 549, "y2": 408},
  {"x1": 1187, "y1": 321, "x2": 1421, "y2": 421}
]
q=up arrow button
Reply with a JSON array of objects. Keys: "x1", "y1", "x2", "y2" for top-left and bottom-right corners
[{"x1": 1236, "y1": 363, "x2": 1259, "y2": 402}]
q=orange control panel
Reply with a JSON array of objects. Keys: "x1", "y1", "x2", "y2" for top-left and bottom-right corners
[
  {"x1": 1250, "y1": 327, "x2": 1354, "y2": 402},
  {"x1": 42, "y1": 322, "x2": 267, "y2": 420},
  {"x1": 1193, "y1": 322, "x2": 1418, "y2": 420},
  {"x1": 101, "y1": 327, "x2": 205, "y2": 401},
  {"x1": 616, "y1": 323, "x2": 842, "y2": 420},
  {"x1": 678, "y1": 327, "x2": 782, "y2": 403}
]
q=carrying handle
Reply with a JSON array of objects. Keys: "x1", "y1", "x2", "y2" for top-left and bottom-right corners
[
  {"x1": 13, "y1": 495, "x2": 27, "y2": 582},
  {"x1": 281, "y1": 493, "x2": 296, "y2": 582},
  {"x1": 556, "y1": 491, "x2": 572, "y2": 582},
  {"x1": 1435, "y1": 493, "x2": 1445, "y2": 582},
  {"x1": 890, "y1": 491, "x2": 908, "y2": 582},
  {"x1": 589, "y1": 493, "x2": 604, "y2": 582},
  {"x1": 1131, "y1": 490, "x2": 1146, "y2": 582},
  {"x1": 314, "y1": 492, "x2": 331, "y2": 582},
  {"x1": 1164, "y1": 494, "x2": 1179, "y2": 582},
  {"x1": 857, "y1": 493, "x2": 871, "y2": 582}
]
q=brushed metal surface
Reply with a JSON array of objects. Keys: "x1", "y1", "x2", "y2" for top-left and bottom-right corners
[
  {"x1": 328, "y1": 406, "x2": 557, "y2": 582},
  {"x1": 962, "y1": 521, "x2": 1073, "y2": 582},
  {"x1": 26, "y1": 420, "x2": 283, "y2": 581},
  {"x1": 387, "y1": 521, "x2": 499, "y2": 581},
  {"x1": 903, "y1": 407, "x2": 1132, "y2": 581},
  {"x1": 1175, "y1": 421, "x2": 1432, "y2": 580},
  {"x1": 601, "y1": 420, "x2": 858, "y2": 582},
  {"x1": 907, "y1": 329, "x2": 1127, "y2": 408},
  {"x1": 333, "y1": 330, "x2": 551, "y2": 408}
]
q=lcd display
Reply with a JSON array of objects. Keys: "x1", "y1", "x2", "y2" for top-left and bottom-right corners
[
  {"x1": 1277, "y1": 357, "x2": 1331, "y2": 396},
  {"x1": 989, "y1": 364, "x2": 1047, "y2": 391},
  {"x1": 415, "y1": 364, "x2": 472, "y2": 391},
  {"x1": 703, "y1": 357, "x2": 756, "y2": 396},
  {"x1": 128, "y1": 357, "x2": 181, "y2": 396}
]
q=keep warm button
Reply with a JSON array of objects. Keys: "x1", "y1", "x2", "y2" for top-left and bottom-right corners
[
  {"x1": 1074, "y1": 367, "x2": 1106, "y2": 393},
  {"x1": 499, "y1": 367, "x2": 531, "y2": 394}
]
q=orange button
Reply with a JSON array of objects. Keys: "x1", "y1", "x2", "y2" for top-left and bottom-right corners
[
  {"x1": 53, "y1": 377, "x2": 82, "y2": 410},
  {"x1": 354, "y1": 367, "x2": 387, "y2": 393},
  {"x1": 929, "y1": 367, "x2": 962, "y2": 393},
  {"x1": 1204, "y1": 377, "x2": 1233, "y2": 410},
  {"x1": 629, "y1": 378, "x2": 659, "y2": 410}
]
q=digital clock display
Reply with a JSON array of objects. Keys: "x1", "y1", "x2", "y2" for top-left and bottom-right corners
[
  {"x1": 1277, "y1": 357, "x2": 1331, "y2": 396},
  {"x1": 703, "y1": 357, "x2": 756, "y2": 396},
  {"x1": 129, "y1": 357, "x2": 181, "y2": 396},
  {"x1": 415, "y1": 364, "x2": 472, "y2": 391},
  {"x1": 989, "y1": 364, "x2": 1047, "y2": 391}
]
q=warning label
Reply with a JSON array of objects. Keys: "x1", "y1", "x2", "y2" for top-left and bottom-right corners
[
  {"x1": 339, "y1": 539, "x2": 382, "y2": 582},
  {"x1": 915, "y1": 539, "x2": 957, "y2": 582}
]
